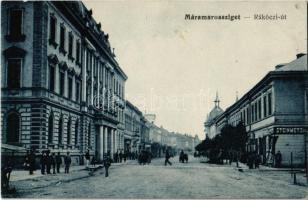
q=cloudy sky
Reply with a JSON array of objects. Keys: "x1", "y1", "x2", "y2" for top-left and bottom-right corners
[{"x1": 84, "y1": 0, "x2": 307, "y2": 140}]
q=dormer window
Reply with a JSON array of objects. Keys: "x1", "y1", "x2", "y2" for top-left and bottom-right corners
[{"x1": 6, "y1": 8, "x2": 25, "y2": 42}]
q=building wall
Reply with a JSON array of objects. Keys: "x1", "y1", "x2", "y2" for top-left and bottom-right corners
[{"x1": 1, "y1": 1, "x2": 127, "y2": 166}]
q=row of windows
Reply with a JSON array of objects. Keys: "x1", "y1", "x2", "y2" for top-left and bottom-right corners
[
  {"x1": 85, "y1": 49, "x2": 125, "y2": 100},
  {"x1": 49, "y1": 65, "x2": 81, "y2": 102},
  {"x1": 49, "y1": 14, "x2": 81, "y2": 64},
  {"x1": 4, "y1": 110, "x2": 92, "y2": 148},
  {"x1": 230, "y1": 92, "x2": 273, "y2": 126}
]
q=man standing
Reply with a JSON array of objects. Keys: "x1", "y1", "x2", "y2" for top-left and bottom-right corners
[
  {"x1": 55, "y1": 152, "x2": 62, "y2": 173},
  {"x1": 119, "y1": 150, "x2": 123, "y2": 163},
  {"x1": 85, "y1": 150, "x2": 90, "y2": 168},
  {"x1": 275, "y1": 151, "x2": 282, "y2": 168},
  {"x1": 64, "y1": 152, "x2": 72, "y2": 173},
  {"x1": 40, "y1": 151, "x2": 47, "y2": 175},
  {"x1": 46, "y1": 151, "x2": 52, "y2": 174},
  {"x1": 103, "y1": 152, "x2": 112, "y2": 177},
  {"x1": 28, "y1": 149, "x2": 36, "y2": 175},
  {"x1": 165, "y1": 149, "x2": 172, "y2": 166},
  {"x1": 51, "y1": 152, "x2": 56, "y2": 174}
]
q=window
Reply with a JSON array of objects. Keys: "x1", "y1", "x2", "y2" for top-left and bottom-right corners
[
  {"x1": 58, "y1": 116, "x2": 63, "y2": 144},
  {"x1": 258, "y1": 99, "x2": 261, "y2": 120},
  {"x1": 68, "y1": 76, "x2": 73, "y2": 100},
  {"x1": 49, "y1": 15, "x2": 57, "y2": 47},
  {"x1": 59, "y1": 71, "x2": 65, "y2": 96},
  {"x1": 76, "y1": 41, "x2": 80, "y2": 63},
  {"x1": 263, "y1": 96, "x2": 267, "y2": 118},
  {"x1": 67, "y1": 118, "x2": 71, "y2": 145},
  {"x1": 268, "y1": 93, "x2": 272, "y2": 115},
  {"x1": 49, "y1": 65, "x2": 55, "y2": 92},
  {"x1": 6, "y1": 112, "x2": 20, "y2": 144},
  {"x1": 255, "y1": 102, "x2": 258, "y2": 121},
  {"x1": 7, "y1": 9, "x2": 24, "y2": 41},
  {"x1": 48, "y1": 113, "x2": 53, "y2": 144},
  {"x1": 59, "y1": 25, "x2": 66, "y2": 54},
  {"x1": 7, "y1": 59, "x2": 21, "y2": 89},
  {"x1": 76, "y1": 81, "x2": 80, "y2": 102},
  {"x1": 251, "y1": 104, "x2": 254, "y2": 122},
  {"x1": 75, "y1": 121, "x2": 79, "y2": 146},
  {"x1": 68, "y1": 32, "x2": 74, "y2": 59}
]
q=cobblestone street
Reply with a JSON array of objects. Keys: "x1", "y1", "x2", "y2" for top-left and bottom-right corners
[{"x1": 7, "y1": 157, "x2": 308, "y2": 199}]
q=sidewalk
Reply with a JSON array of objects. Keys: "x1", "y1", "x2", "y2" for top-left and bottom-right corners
[{"x1": 8, "y1": 160, "x2": 136, "y2": 193}]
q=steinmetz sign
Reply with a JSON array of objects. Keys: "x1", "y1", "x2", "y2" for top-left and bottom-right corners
[{"x1": 275, "y1": 127, "x2": 308, "y2": 134}]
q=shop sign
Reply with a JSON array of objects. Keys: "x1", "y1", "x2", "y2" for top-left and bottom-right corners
[{"x1": 275, "y1": 127, "x2": 308, "y2": 134}]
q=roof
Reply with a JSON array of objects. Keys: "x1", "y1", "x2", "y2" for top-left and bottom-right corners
[
  {"x1": 275, "y1": 55, "x2": 307, "y2": 71},
  {"x1": 206, "y1": 106, "x2": 224, "y2": 123}
]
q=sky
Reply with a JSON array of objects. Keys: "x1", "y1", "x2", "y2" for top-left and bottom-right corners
[{"x1": 84, "y1": 0, "x2": 307, "y2": 140}]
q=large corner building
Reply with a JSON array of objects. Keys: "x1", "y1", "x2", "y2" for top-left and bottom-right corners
[
  {"x1": 204, "y1": 54, "x2": 308, "y2": 167},
  {"x1": 1, "y1": 1, "x2": 127, "y2": 164}
]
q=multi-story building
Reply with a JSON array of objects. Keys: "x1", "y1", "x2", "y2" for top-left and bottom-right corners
[
  {"x1": 204, "y1": 54, "x2": 308, "y2": 166},
  {"x1": 1, "y1": 1, "x2": 127, "y2": 164},
  {"x1": 124, "y1": 100, "x2": 143, "y2": 153}
]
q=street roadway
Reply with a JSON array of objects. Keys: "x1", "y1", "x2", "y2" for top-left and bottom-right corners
[{"x1": 14, "y1": 156, "x2": 308, "y2": 198}]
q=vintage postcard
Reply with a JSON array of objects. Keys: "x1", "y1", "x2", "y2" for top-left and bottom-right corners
[{"x1": 1, "y1": 0, "x2": 307, "y2": 199}]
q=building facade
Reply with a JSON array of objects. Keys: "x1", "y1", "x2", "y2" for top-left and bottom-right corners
[
  {"x1": 204, "y1": 54, "x2": 308, "y2": 167},
  {"x1": 124, "y1": 100, "x2": 143, "y2": 153},
  {"x1": 1, "y1": 1, "x2": 127, "y2": 164}
]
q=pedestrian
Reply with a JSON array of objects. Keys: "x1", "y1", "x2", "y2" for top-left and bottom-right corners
[
  {"x1": 91, "y1": 155, "x2": 96, "y2": 167},
  {"x1": 119, "y1": 150, "x2": 123, "y2": 163},
  {"x1": 103, "y1": 152, "x2": 112, "y2": 177},
  {"x1": 46, "y1": 150, "x2": 52, "y2": 174},
  {"x1": 51, "y1": 152, "x2": 56, "y2": 174},
  {"x1": 114, "y1": 151, "x2": 119, "y2": 163},
  {"x1": 40, "y1": 151, "x2": 47, "y2": 175},
  {"x1": 24, "y1": 150, "x2": 30, "y2": 171},
  {"x1": 255, "y1": 153, "x2": 261, "y2": 169},
  {"x1": 29, "y1": 149, "x2": 36, "y2": 175},
  {"x1": 64, "y1": 152, "x2": 72, "y2": 173},
  {"x1": 165, "y1": 149, "x2": 172, "y2": 166},
  {"x1": 123, "y1": 151, "x2": 127, "y2": 162},
  {"x1": 275, "y1": 150, "x2": 282, "y2": 168},
  {"x1": 179, "y1": 150, "x2": 184, "y2": 163},
  {"x1": 85, "y1": 149, "x2": 90, "y2": 168},
  {"x1": 55, "y1": 152, "x2": 62, "y2": 173}
]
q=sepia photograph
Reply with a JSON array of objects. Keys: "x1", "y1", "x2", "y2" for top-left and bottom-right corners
[{"x1": 1, "y1": 0, "x2": 307, "y2": 199}]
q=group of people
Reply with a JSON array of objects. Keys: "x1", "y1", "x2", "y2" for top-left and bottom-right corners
[
  {"x1": 113, "y1": 151, "x2": 128, "y2": 163},
  {"x1": 247, "y1": 150, "x2": 282, "y2": 169},
  {"x1": 246, "y1": 152, "x2": 262, "y2": 169},
  {"x1": 24, "y1": 150, "x2": 72, "y2": 175}
]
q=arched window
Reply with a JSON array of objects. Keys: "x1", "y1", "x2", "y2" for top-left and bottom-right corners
[
  {"x1": 67, "y1": 117, "x2": 71, "y2": 145},
  {"x1": 75, "y1": 120, "x2": 79, "y2": 146},
  {"x1": 6, "y1": 111, "x2": 20, "y2": 144},
  {"x1": 48, "y1": 113, "x2": 54, "y2": 144},
  {"x1": 88, "y1": 123, "x2": 91, "y2": 147},
  {"x1": 58, "y1": 115, "x2": 63, "y2": 144}
]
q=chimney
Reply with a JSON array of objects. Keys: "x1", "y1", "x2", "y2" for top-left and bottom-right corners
[{"x1": 296, "y1": 53, "x2": 306, "y2": 59}]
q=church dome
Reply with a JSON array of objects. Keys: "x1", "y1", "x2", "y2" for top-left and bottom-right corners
[
  {"x1": 205, "y1": 92, "x2": 224, "y2": 123},
  {"x1": 207, "y1": 106, "x2": 223, "y2": 122}
]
